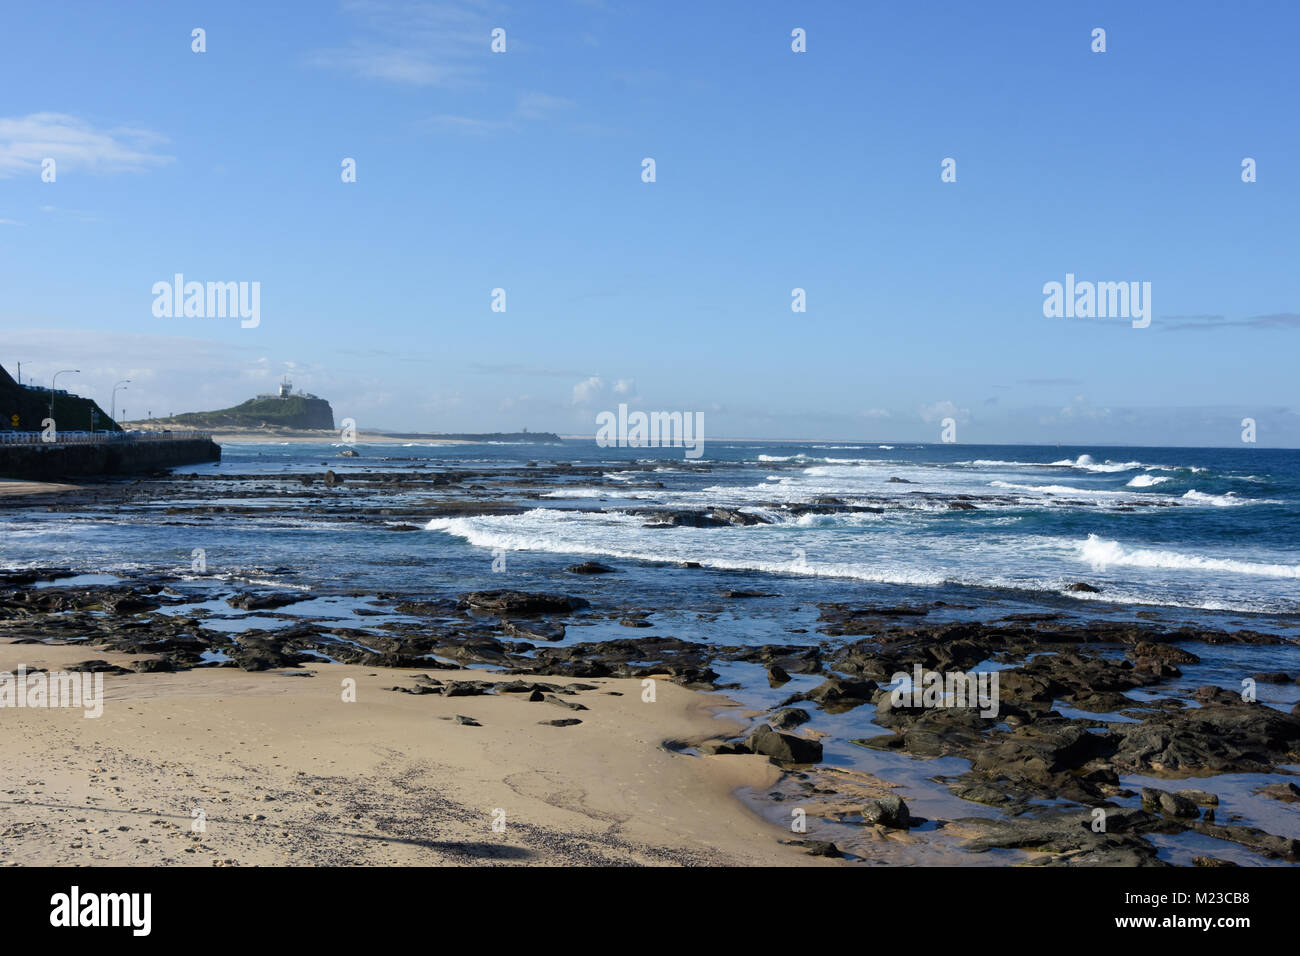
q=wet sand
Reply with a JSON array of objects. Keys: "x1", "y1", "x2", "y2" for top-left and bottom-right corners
[{"x1": 0, "y1": 481, "x2": 81, "y2": 498}]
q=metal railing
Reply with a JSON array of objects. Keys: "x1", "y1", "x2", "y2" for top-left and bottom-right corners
[{"x1": 0, "y1": 430, "x2": 213, "y2": 446}]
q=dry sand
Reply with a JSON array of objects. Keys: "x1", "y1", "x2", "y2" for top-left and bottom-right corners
[{"x1": 0, "y1": 640, "x2": 828, "y2": 867}]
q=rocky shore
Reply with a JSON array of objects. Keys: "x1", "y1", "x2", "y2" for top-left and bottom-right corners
[{"x1": 3, "y1": 460, "x2": 1298, "y2": 866}]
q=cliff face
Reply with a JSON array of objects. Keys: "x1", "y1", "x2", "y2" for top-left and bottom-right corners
[
  {"x1": 165, "y1": 395, "x2": 335, "y2": 430},
  {"x1": 0, "y1": 365, "x2": 120, "y2": 432}
]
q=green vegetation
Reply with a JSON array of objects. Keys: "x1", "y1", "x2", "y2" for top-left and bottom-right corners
[
  {"x1": 161, "y1": 395, "x2": 335, "y2": 430},
  {"x1": 0, "y1": 364, "x2": 119, "y2": 432}
]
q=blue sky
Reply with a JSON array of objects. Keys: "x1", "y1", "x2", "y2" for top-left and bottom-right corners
[{"x1": 2, "y1": 0, "x2": 1297, "y2": 445}]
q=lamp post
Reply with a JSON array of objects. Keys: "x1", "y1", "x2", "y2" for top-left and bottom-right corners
[
  {"x1": 111, "y1": 380, "x2": 130, "y2": 429},
  {"x1": 50, "y1": 369, "x2": 79, "y2": 424}
]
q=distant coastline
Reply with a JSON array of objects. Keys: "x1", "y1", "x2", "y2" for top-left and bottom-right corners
[{"x1": 124, "y1": 423, "x2": 564, "y2": 445}]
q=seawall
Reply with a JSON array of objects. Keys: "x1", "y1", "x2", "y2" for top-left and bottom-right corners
[{"x1": 0, "y1": 438, "x2": 221, "y2": 481}]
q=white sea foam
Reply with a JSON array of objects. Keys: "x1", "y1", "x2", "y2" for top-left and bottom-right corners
[
  {"x1": 416, "y1": 508, "x2": 1296, "y2": 612},
  {"x1": 758, "y1": 454, "x2": 878, "y2": 465},
  {"x1": 1048, "y1": 455, "x2": 1147, "y2": 473},
  {"x1": 962, "y1": 455, "x2": 1191, "y2": 475},
  {"x1": 1078, "y1": 534, "x2": 1300, "y2": 578},
  {"x1": 1126, "y1": 474, "x2": 1171, "y2": 488},
  {"x1": 1181, "y1": 489, "x2": 1248, "y2": 507},
  {"x1": 988, "y1": 480, "x2": 1130, "y2": 497}
]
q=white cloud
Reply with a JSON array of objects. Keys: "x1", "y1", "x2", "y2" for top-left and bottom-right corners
[
  {"x1": 419, "y1": 91, "x2": 578, "y2": 136},
  {"x1": 419, "y1": 114, "x2": 509, "y2": 135},
  {"x1": 307, "y1": 0, "x2": 499, "y2": 87},
  {"x1": 306, "y1": 46, "x2": 467, "y2": 86},
  {"x1": 0, "y1": 113, "x2": 172, "y2": 179},
  {"x1": 571, "y1": 375, "x2": 636, "y2": 407},
  {"x1": 919, "y1": 400, "x2": 970, "y2": 424},
  {"x1": 1055, "y1": 394, "x2": 1112, "y2": 422},
  {"x1": 515, "y1": 91, "x2": 575, "y2": 121}
]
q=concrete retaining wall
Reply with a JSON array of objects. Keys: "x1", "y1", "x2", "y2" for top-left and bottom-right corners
[{"x1": 0, "y1": 439, "x2": 221, "y2": 481}]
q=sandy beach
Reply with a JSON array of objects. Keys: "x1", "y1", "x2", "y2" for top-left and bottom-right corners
[
  {"x1": 0, "y1": 481, "x2": 82, "y2": 498},
  {"x1": 0, "y1": 640, "x2": 826, "y2": 867}
]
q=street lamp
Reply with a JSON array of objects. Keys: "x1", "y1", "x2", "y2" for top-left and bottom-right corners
[
  {"x1": 111, "y1": 380, "x2": 130, "y2": 428},
  {"x1": 50, "y1": 369, "x2": 79, "y2": 423}
]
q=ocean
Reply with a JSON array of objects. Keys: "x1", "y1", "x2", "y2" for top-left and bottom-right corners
[{"x1": 4, "y1": 439, "x2": 1295, "y2": 622}]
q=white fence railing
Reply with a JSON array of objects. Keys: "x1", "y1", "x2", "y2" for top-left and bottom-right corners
[{"x1": 0, "y1": 430, "x2": 213, "y2": 446}]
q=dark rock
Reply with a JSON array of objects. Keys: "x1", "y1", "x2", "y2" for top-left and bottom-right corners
[
  {"x1": 787, "y1": 839, "x2": 842, "y2": 858},
  {"x1": 567, "y1": 562, "x2": 615, "y2": 575},
  {"x1": 502, "y1": 620, "x2": 566, "y2": 642},
  {"x1": 709, "y1": 509, "x2": 768, "y2": 527},
  {"x1": 785, "y1": 676, "x2": 878, "y2": 714},
  {"x1": 1129, "y1": 641, "x2": 1200, "y2": 666},
  {"x1": 1158, "y1": 791, "x2": 1201, "y2": 818},
  {"x1": 67, "y1": 660, "x2": 132, "y2": 675},
  {"x1": 1252, "y1": 671, "x2": 1292, "y2": 684},
  {"x1": 861, "y1": 794, "x2": 911, "y2": 829},
  {"x1": 961, "y1": 810, "x2": 1168, "y2": 866},
  {"x1": 698, "y1": 741, "x2": 751, "y2": 756},
  {"x1": 1112, "y1": 701, "x2": 1300, "y2": 775},
  {"x1": 227, "y1": 592, "x2": 305, "y2": 611},
  {"x1": 462, "y1": 590, "x2": 589, "y2": 615},
  {"x1": 1255, "y1": 781, "x2": 1300, "y2": 803},
  {"x1": 544, "y1": 694, "x2": 587, "y2": 711},
  {"x1": 769, "y1": 708, "x2": 811, "y2": 730},
  {"x1": 1188, "y1": 821, "x2": 1300, "y2": 861},
  {"x1": 744, "y1": 724, "x2": 822, "y2": 764}
]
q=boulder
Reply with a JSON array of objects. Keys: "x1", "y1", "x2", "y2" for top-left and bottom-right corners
[{"x1": 745, "y1": 724, "x2": 822, "y2": 764}]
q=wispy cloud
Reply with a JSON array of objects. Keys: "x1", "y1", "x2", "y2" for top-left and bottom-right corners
[
  {"x1": 919, "y1": 400, "x2": 970, "y2": 424},
  {"x1": 0, "y1": 113, "x2": 172, "y2": 178},
  {"x1": 307, "y1": 0, "x2": 501, "y2": 87},
  {"x1": 419, "y1": 90, "x2": 576, "y2": 135},
  {"x1": 419, "y1": 113, "x2": 511, "y2": 134},
  {"x1": 514, "y1": 91, "x2": 574, "y2": 120},
  {"x1": 1160, "y1": 313, "x2": 1300, "y2": 332}
]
